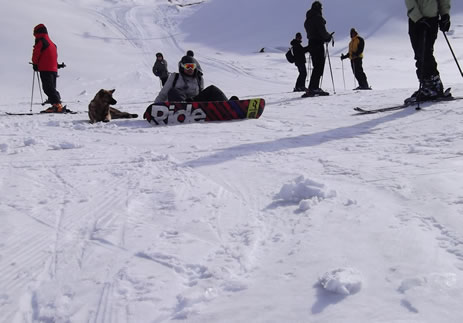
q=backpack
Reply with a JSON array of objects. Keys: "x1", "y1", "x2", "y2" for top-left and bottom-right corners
[{"x1": 285, "y1": 47, "x2": 295, "y2": 63}]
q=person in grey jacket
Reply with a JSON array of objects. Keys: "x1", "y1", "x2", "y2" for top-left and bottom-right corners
[
  {"x1": 404, "y1": 0, "x2": 451, "y2": 103},
  {"x1": 152, "y1": 52, "x2": 169, "y2": 86},
  {"x1": 154, "y1": 55, "x2": 227, "y2": 102}
]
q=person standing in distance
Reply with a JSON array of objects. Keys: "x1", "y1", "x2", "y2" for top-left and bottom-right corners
[
  {"x1": 32, "y1": 24, "x2": 65, "y2": 113},
  {"x1": 341, "y1": 28, "x2": 371, "y2": 90},
  {"x1": 303, "y1": 1, "x2": 333, "y2": 97},
  {"x1": 291, "y1": 32, "x2": 310, "y2": 92}
]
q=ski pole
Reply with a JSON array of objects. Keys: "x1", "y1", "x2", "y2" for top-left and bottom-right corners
[
  {"x1": 442, "y1": 31, "x2": 463, "y2": 77},
  {"x1": 341, "y1": 58, "x2": 346, "y2": 91},
  {"x1": 36, "y1": 71, "x2": 44, "y2": 104},
  {"x1": 325, "y1": 43, "x2": 336, "y2": 94},
  {"x1": 30, "y1": 69, "x2": 35, "y2": 113}
]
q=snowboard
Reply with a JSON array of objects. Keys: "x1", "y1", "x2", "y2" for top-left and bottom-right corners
[{"x1": 143, "y1": 98, "x2": 265, "y2": 125}]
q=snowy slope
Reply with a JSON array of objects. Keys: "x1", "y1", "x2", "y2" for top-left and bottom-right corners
[{"x1": 1, "y1": 1, "x2": 463, "y2": 322}]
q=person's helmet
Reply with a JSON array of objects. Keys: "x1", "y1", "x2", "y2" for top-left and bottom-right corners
[
  {"x1": 178, "y1": 55, "x2": 197, "y2": 75},
  {"x1": 156, "y1": 52, "x2": 163, "y2": 58},
  {"x1": 186, "y1": 50, "x2": 194, "y2": 57}
]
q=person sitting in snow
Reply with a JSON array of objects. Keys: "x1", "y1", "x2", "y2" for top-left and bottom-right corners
[
  {"x1": 152, "y1": 52, "x2": 169, "y2": 86},
  {"x1": 341, "y1": 28, "x2": 370, "y2": 90},
  {"x1": 154, "y1": 55, "x2": 231, "y2": 103}
]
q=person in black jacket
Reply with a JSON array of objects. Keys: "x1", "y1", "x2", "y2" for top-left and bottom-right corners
[
  {"x1": 341, "y1": 28, "x2": 370, "y2": 90},
  {"x1": 303, "y1": 1, "x2": 333, "y2": 97},
  {"x1": 291, "y1": 32, "x2": 310, "y2": 92},
  {"x1": 152, "y1": 52, "x2": 169, "y2": 86}
]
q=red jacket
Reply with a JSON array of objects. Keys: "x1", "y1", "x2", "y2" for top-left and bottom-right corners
[{"x1": 32, "y1": 25, "x2": 58, "y2": 72}]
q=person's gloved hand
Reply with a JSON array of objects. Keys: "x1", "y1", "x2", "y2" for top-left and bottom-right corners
[
  {"x1": 340, "y1": 54, "x2": 348, "y2": 60},
  {"x1": 439, "y1": 14, "x2": 451, "y2": 32},
  {"x1": 32, "y1": 64, "x2": 38, "y2": 71}
]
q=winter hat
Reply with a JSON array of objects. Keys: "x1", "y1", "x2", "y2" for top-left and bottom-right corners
[
  {"x1": 156, "y1": 52, "x2": 163, "y2": 58},
  {"x1": 295, "y1": 32, "x2": 302, "y2": 39},
  {"x1": 34, "y1": 24, "x2": 48, "y2": 35},
  {"x1": 350, "y1": 28, "x2": 358, "y2": 37},
  {"x1": 186, "y1": 50, "x2": 194, "y2": 57},
  {"x1": 311, "y1": 1, "x2": 322, "y2": 11}
]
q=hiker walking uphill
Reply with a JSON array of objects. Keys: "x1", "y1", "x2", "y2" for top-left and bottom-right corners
[
  {"x1": 32, "y1": 24, "x2": 65, "y2": 113},
  {"x1": 291, "y1": 32, "x2": 310, "y2": 92},
  {"x1": 404, "y1": 0, "x2": 451, "y2": 104},
  {"x1": 152, "y1": 52, "x2": 169, "y2": 86},
  {"x1": 303, "y1": 1, "x2": 333, "y2": 97},
  {"x1": 341, "y1": 28, "x2": 370, "y2": 90}
]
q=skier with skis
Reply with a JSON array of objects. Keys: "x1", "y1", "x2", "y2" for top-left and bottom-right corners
[
  {"x1": 154, "y1": 55, "x2": 228, "y2": 103},
  {"x1": 32, "y1": 24, "x2": 65, "y2": 113},
  {"x1": 291, "y1": 32, "x2": 310, "y2": 92},
  {"x1": 152, "y1": 52, "x2": 169, "y2": 86},
  {"x1": 303, "y1": 1, "x2": 333, "y2": 97},
  {"x1": 404, "y1": 0, "x2": 451, "y2": 103},
  {"x1": 341, "y1": 28, "x2": 370, "y2": 90}
]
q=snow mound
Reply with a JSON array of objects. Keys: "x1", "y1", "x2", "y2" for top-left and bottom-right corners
[
  {"x1": 49, "y1": 141, "x2": 82, "y2": 150},
  {"x1": 398, "y1": 273, "x2": 457, "y2": 293},
  {"x1": 319, "y1": 268, "x2": 363, "y2": 295},
  {"x1": 274, "y1": 176, "x2": 337, "y2": 211}
]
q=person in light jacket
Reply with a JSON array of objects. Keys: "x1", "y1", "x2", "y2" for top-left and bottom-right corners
[{"x1": 404, "y1": 0, "x2": 451, "y2": 103}]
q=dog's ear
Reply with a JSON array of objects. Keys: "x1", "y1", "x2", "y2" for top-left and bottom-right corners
[
  {"x1": 97, "y1": 89, "x2": 106, "y2": 95},
  {"x1": 109, "y1": 89, "x2": 115, "y2": 94}
]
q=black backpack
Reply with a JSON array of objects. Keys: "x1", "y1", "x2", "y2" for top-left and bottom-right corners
[{"x1": 285, "y1": 47, "x2": 295, "y2": 63}]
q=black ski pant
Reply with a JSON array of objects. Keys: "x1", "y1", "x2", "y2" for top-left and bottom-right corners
[
  {"x1": 351, "y1": 58, "x2": 369, "y2": 88},
  {"x1": 168, "y1": 85, "x2": 227, "y2": 102},
  {"x1": 308, "y1": 42, "x2": 325, "y2": 90},
  {"x1": 295, "y1": 62, "x2": 307, "y2": 89},
  {"x1": 40, "y1": 71, "x2": 61, "y2": 104},
  {"x1": 408, "y1": 17, "x2": 439, "y2": 81}
]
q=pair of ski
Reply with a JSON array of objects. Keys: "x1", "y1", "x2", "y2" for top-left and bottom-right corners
[
  {"x1": 5, "y1": 106, "x2": 78, "y2": 116},
  {"x1": 354, "y1": 89, "x2": 460, "y2": 115}
]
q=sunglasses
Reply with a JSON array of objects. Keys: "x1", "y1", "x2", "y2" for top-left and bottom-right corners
[{"x1": 182, "y1": 63, "x2": 196, "y2": 70}]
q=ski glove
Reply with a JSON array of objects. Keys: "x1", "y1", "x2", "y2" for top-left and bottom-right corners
[
  {"x1": 439, "y1": 14, "x2": 451, "y2": 32},
  {"x1": 57, "y1": 62, "x2": 66, "y2": 69},
  {"x1": 32, "y1": 64, "x2": 38, "y2": 71},
  {"x1": 340, "y1": 54, "x2": 348, "y2": 60}
]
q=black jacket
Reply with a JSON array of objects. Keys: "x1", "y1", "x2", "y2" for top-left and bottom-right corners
[
  {"x1": 304, "y1": 8, "x2": 332, "y2": 46},
  {"x1": 290, "y1": 39, "x2": 309, "y2": 64}
]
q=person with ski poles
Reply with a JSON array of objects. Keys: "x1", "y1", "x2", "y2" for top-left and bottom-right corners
[
  {"x1": 32, "y1": 24, "x2": 65, "y2": 113},
  {"x1": 341, "y1": 28, "x2": 371, "y2": 90},
  {"x1": 153, "y1": 52, "x2": 169, "y2": 86},
  {"x1": 303, "y1": 1, "x2": 334, "y2": 97},
  {"x1": 291, "y1": 32, "x2": 310, "y2": 92},
  {"x1": 404, "y1": 0, "x2": 451, "y2": 104}
]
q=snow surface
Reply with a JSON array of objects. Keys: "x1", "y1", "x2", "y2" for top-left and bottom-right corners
[{"x1": 1, "y1": 0, "x2": 463, "y2": 322}]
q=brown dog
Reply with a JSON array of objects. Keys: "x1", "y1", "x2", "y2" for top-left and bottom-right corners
[{"x1": 88, "y1": 89, "x2": 138, "y2": 123}]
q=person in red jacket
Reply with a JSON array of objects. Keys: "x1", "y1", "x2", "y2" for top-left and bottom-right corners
[{"x1": 32, "y1": 24, "x2": 64, "y2": 113}]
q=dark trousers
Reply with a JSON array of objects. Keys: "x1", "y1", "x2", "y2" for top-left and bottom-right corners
[
  {"x1": 408, "y1": 17, "x2": 439, "y2": 81},
  {"x1": 160, "y1": 77, "x2": 168, "y2": 86},
  {"x1": 40, "y1": 71, "x2": 61, "y2": 104},
  {"x1": 168, "y1": 85, "x2": 227, "y2": 102},
  {"x1": 308, "y1": 43, "x2": 325, "y2": 90},
  {"x1": 295, "y1": 62, "x2": 307, "y2": 89},
  {"x1": 351, "y1": 58, "x2": 369, "y2": 88}
]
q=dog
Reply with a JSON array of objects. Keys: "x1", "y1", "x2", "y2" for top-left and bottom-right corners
[{"x1": 88, "y1": 89, "x2": 138, "y2": 123}]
